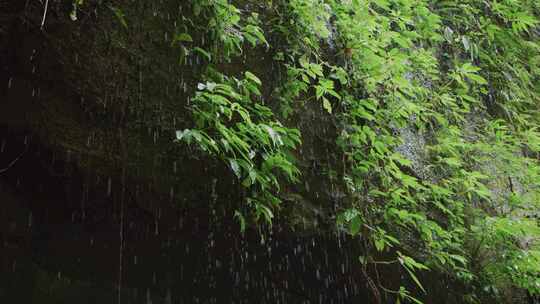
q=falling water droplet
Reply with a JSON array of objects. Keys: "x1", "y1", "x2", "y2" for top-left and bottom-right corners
[
  {"x1": 165, "y1": 288, "x2": 172, "y2": 304},
  {"x1": 146, "y1": 288, "x2": 153, "y2": 304},
  {"x1": 107, "y1": 177, "x2": 112, "y2": 197}
]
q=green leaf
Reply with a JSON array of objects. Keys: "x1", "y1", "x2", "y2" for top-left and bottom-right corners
[
  {"x1": 262, "y1": 125, "x2": 282, "y2": 146},
  {"x1": 322, "y1": 98, "x2": 332, "y2": 114},
  {"x1": 349, "y1": 216, "x2": 362, "y2": 236},
  {"x1": 176, "y1": 129, "x2": 188, "y2": 140},
  {"x1": 175, "y1": 33, "x2": 193, "y2": 43},
  {"x1": 373, "y1": 141, "x2": 387, "y2": 155},
  {"x1": 229, "y1": 159, "x2": 241, "y2": 178},
  {"x1": 467, "y1": 73, "x2": 487, "y2": 85},
  {"x1": 256, "y1": 203, "x2": 274, "y2": 223},
  {"x1": 374, "y1": 238, "x2": 385, "y2": 252},
  {"x1": 234, "y1": 210, "x2": 246, "y2": 232},
  {"x1": 193, "y1": 47, "x2": 212, "y2": 61},
  {"x1": 244, "y1": 71, "x2": 262, "y2": 86},
  {"x1": 110, "y1": 6, "x2": 128, "y2": 29},
  {"x1": 403, "y1": 265, "x2": 426, "y2": 294}
]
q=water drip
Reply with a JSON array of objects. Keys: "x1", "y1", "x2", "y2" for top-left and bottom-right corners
[
  {"x1": 107, "y1": 177, "x2": 112, "y2": 197},
  {"x1": 165, "y1": 288, "x2": 172, "y2": 304},
  {"x1": 30, "y1": 49, "x2": 36, "y2": 61},
  {"x1": 146, "y1": 288, "x2": 153, "y2": 304}
]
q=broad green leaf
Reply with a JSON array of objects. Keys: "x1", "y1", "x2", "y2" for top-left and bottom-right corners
[
  {"x1": 245, "y1": 71, "x2": 262, "y2": 86},
  {"x1": 323, "y1": 98, "x2": 332, "y2": 113},
  {"x1": 175, "y1": 33, "x2": 193, "y2": 43}
]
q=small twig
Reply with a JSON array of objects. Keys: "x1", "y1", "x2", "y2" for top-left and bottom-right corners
[
  {"x1": 370, "y1": 259, "x2": 399, "y2": 265},
  {"x1": 362, "y1": 265, "x2": 382, "y2": 304},
  {"x1": 0, "y1": 144, "x2": 28, "y2": 174},
  {"x1": 40, "y1": 0, "x2": 49, "y2": 30}
]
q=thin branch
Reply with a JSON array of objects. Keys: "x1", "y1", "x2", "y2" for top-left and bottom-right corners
[
  {"x1": 370, "y1": 259, "x2": 399, "y2": 265},
  {"x1": 0, "y1": 144, "x2": 28, "y2": 174}
]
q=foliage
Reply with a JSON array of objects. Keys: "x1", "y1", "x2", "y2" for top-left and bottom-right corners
[
  {"x1": 176, "y1": 69, "x2": 300, "y2": 225},
  {"x1": 155, "y1": 0, "x2": 540, "y2": 302}
]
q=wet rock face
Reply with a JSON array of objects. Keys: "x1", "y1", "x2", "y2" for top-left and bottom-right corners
[
  {"x1": 0, "y1": 2, "x2": 374, "y2": 302},
  {"x1": 0, "y1": 129, "x2": 372, "y2": 303},
  {"x1": 395, "y1": 125, "x2": 429, "y2": 179},
  {"x1": 0, "y1": 119, "x2": 456, "y2": 303}
]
